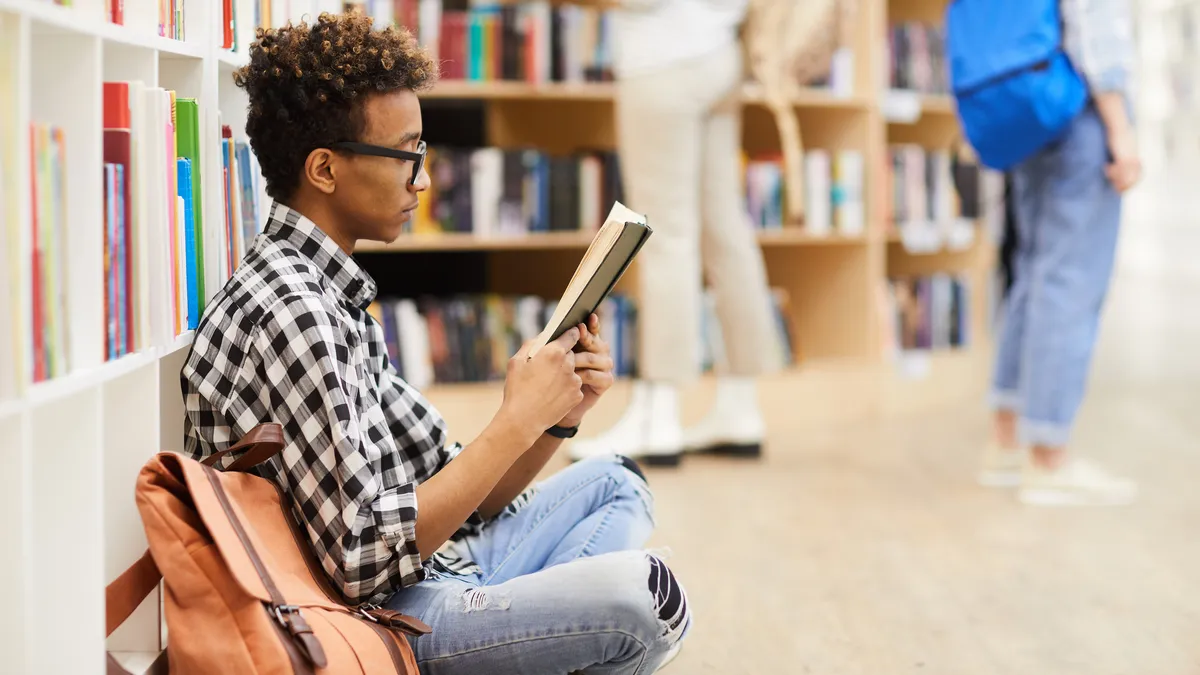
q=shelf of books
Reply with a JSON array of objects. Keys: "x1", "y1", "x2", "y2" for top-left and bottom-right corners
[
  {"x1": 0, "y1": 0, "x2": 998, "y2": 672},
  {"x1": 879, "y1": 0, "x2": 1002, "y2": 411},
  {"x1": 0, "y1": 1, "x2": 278, "y2": 673}
]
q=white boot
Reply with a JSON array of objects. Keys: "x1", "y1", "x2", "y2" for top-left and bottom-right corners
[
  {"x1": 568, "y1": 381, "x2": 684, "y2": 466},
  {"x1": 681, "y1": 377, "x2": 765, "y2": 457}
]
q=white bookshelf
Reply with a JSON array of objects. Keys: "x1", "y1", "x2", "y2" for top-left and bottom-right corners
[{"x1": 0, "y1": 0, "x2": 344, "y2": 672}]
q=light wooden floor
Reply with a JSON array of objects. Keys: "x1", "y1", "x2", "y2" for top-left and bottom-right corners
[
  {"x1": 428, "y1": 187, "x2": 1200, "y2": 674},
  {"x1": 643, "y1": 195, "x2": 1200, "y2": 674}
]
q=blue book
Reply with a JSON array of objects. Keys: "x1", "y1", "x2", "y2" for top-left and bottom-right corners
[
  {"x1": 104, "y1": 163, "x2": 117, "y2": 361},
  {"x1": 178, "y1": 158, "x2": 199, "y2": 330},
  {"x1": 115, "y1": 163, "x2": 126, "y2": 357}
]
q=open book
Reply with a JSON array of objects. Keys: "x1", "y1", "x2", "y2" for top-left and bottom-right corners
[{"x1": 531, "y1": 202, "x2": 652, "y2": 354}]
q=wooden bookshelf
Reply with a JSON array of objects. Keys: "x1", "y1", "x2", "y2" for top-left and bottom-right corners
[
  {"x1": 0, "y1": 0, "x2": 995, "y2": 673},
  {"x1": 356, "y1": 229, "x2": 870, "y2": 253}
]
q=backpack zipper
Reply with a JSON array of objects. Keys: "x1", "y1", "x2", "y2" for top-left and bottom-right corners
[{"x1": 954, "y1": 52, "x2": 1056, "y2": 98}]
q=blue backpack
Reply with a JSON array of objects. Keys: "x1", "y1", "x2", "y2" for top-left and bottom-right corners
[{"x1": 945, "y1": 0, "x2": 1088, "y2": 170}]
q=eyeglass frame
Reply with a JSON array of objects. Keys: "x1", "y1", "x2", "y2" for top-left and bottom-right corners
[{"x1": 330, "y1": 139, "x2": 427, "y2": 186}]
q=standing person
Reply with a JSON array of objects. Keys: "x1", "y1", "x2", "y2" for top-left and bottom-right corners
[
  {"x1": 569, "y1": 0, "x2": 784, "y2": 466},
  {"x1": 958, "y1": 0, "x2": 1142, "y2": 505},
  {"x1": 183, "y1": 13, "x2": 690, "y2": 673}
]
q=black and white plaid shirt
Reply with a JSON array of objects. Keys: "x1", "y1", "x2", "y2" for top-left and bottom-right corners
[{"x1": 182, "y1": 202, "x2": 482, "y2": 605}]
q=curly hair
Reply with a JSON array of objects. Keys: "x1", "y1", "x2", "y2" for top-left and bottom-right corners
[{"x1": 234, "y1": 12, "x2": 438, "y2": 202}]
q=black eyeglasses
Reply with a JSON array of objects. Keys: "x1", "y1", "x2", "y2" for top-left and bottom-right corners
[{"x1": 331, "y1": 139, "x2": 427, "y2": 186}]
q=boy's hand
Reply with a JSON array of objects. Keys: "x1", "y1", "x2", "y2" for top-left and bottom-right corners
[
  {"x1": 559, "y1": 314, "x2": 615, "y2": 428},
  {"x1": 498, "y1": 328, "x2": 585, "y2": 444}
]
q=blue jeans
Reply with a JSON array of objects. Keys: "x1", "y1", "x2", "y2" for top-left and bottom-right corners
[
  {"x1": 385, "y1": 455, "x2": 689, "y2": 674},
  {"x1": 991, "y1": 104, "x2": 1123, "y2": 446}
]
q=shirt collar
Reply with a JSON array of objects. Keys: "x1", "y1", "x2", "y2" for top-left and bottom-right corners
[{"x1": 262, "y1": 201, "x2": 378, "y2": 310}]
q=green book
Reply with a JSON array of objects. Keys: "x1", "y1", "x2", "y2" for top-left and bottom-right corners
[{"x1": 174, "y1": 98, "x2": 204, "y2": 312}]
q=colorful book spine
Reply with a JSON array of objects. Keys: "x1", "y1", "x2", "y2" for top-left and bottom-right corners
[
  {"x1": 175, "y1": 99, "x2": 204, "y2": 312},
  {"x1": 178, "y1": 158, "x2": 199, "y2": 331}
]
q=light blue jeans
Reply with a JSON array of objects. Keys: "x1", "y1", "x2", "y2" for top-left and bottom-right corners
[
  {"x1": 991, "y1": 103, "x2": 1123, "y2": 447},
  {"x1": 385, "y1": 455, "x2": 689, "y2": 674}
]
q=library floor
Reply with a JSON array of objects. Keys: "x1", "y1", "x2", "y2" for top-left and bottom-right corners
[{"x1": 432, "y1": 180, "x2": 1200, "y2": 674}]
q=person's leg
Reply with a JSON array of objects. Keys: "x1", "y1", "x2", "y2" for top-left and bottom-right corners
[
  {"x1": 684, "y1": 43, "x2": 782, "y2": 458},
  {"x1": 569, "y1": 53, "x2": 711, "y2": 464},
  {"x1": 980, "y1": 159, "x2": 1040, "y2": 485},
  {"x1": 385, "y1": 550, "x2": 691, "y2": 675},
  {"x1": 1014, "y1": 105, "x2": 1135, "y2": 505},
  {"x1": 462, "y1": 455, "x2": 656, "y2": 586}
]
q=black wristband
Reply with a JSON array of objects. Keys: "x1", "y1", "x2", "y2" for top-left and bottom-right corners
[{"x1": 545, "y1": 424, "x2": 579, "y2": 439}]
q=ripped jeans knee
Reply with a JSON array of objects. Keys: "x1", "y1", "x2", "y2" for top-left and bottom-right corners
[{"x1": 645, "y1": 553, "x2": 691, "y2": 647}]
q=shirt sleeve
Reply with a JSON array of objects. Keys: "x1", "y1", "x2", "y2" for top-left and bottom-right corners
[
  {"x1": 375, "y1": 362, "x2": 487, "y2": 531},
  {"x1": 1062, "y1": 0, "x2": 1135, "y2": 94},
  {"x1": 245, "y1": 293, "x2": 424, "y2": 605}
]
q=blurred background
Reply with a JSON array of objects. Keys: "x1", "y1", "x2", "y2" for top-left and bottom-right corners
[{"x1": 1, "y1": 0, "x2": 1198, "y2": 672}]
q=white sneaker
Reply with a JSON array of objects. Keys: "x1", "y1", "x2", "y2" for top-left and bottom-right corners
[
  {"x1": 977, "y1": 441, "x2": 1026, "y2": 487},
  {"x1": 568, "y1": 381, "x2": 684, "y2": 466},
  {"x1": 682, "y1": 377, "x2": 765, "y2": 458},
  {"x1": 1018, "y1": 458, "x2": 1137, "y2": 507},
  {"x1": 656, "y1": 643, "x2": 683, "y2": 672}
]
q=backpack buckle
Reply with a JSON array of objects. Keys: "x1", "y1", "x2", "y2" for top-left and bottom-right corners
[{"x1": 272, "y1": 604, "x2": 300, "y2": 625}]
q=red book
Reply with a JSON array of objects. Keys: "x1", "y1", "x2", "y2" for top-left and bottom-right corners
[
  {"x1": 525, "y1": 14, "x2": 538, "y2": 84},
  {"x1": 223, "y1": 0, "x2": 234, "y2": 49},
  {"x1": 104, "y1": 82, "x2": 135, "y2": 355},
  {"x1": 104, "y1": 82, "x2": 130, "y2": 129}
]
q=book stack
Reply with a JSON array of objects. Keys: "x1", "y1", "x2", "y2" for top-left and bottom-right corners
[
  {"x1": 220, "y1": 125, "x2": 266, "y2": 277},
  {"x1": 886, "y1": 145, "x2": 981, "y2": 241},
  {"x1": 888, "y1": 22, "x2": 948, "y2": 94},
  {"x1": 367, "y1": 293, "x2": 639, "y2": 389},
  {"x1": 30, "y1": 124, "x2": 69, "y2": 383},
  {"x1": 369, "y1": 286, "x2": 798, "y2": 389},
  {"x1": 351, "y1": 0, "x2": 613, "y2": 83},
  {"x1": 101, "y1": 81, "x2": 219, "y2": 362},
  {"x1": 887, "y1": 275, "x2": 971, "y2": 351},
  {"x1": 743, "y1": 151, "x2": 865, "y2": 236},
  {"x1": 412, "y1": 146, "x2": 622, "y2": 235}
]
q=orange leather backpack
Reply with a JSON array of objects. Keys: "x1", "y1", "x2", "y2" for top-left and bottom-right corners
[{"x1": 105, "y1": 424, "x2": 429, "y2": 674}]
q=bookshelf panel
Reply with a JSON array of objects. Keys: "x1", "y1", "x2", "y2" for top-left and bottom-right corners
[
  {"x1": 486, "y1": 249, "x2": 589, "y2": 299},
  {"x1": 105, "y1": 42, "x2": 160, "y2": 90},
  {"x1": 487, "y1": 99, "x2": 615, "y2": 153},
  {"x1": 157, "y1": 52, "x2": 205, "y2": 100},
  {"x1": 1, "y1": 10, "x2": 31, "y2": 402},
  {"x1": 887, "y1": 237, "x2": 987, "y2": 276},
  {"x1": 29, "y1": 388, "x2": 105, "y2": 675},
  {"x1": 886, "y1": 117, "x2": 959, "y2": 147},
  {"x1": 888, "y1": 0, "x2": 947, "y2": 25},
  {"x1": 102, "y1": 363, "x2": 162, "y2": 654},
  {"x1": 0, "y1": 408, "x2": 32, "y2": 675},
  {"x1": 763, "y1": 246, "x2": 875, "y2": 360},
  {"x1": 159, "y1": 344, "x2": 189, "y2": 454},
  {"x1": 742, "y1": 105, "x2": 870, "y2": 156},
  {"x1": 116, "y1": 0, "x2": 161, "y2": 42},
  {"x1": 30, "y1": 29, "x2": 106, "y2": 374},
  {"x1": 219, "y1": 71, "x2": 250, "y2": 139}
]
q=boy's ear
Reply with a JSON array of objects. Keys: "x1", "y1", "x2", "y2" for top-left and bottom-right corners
[{"x1": 304, "y1": 148, "x2": 338, "y2": 195}]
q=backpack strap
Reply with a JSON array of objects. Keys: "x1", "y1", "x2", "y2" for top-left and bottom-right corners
[
  {"x1": 104, "y1": 550, "x2": 169, "y2": 675},
  {"x1": 199, "y1": 423, "x2": 285, "y2": 471},
  {"x1": 103, "y1": 423, "x2": 284, "y2": 674}
]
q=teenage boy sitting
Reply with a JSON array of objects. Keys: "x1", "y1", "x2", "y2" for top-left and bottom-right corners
[{"x1": 181, "y1": 12, "x2": 689, "y2": 675}]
